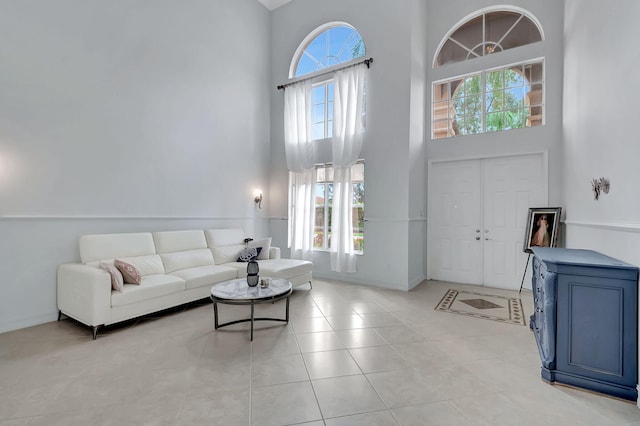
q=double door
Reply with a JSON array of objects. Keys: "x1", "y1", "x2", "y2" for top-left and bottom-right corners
[{"x1": 427, "y1": 154, "x2": 547, "y2": 289}]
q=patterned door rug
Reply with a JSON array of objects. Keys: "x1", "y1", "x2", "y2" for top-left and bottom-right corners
[{"x1": 435, "y1": 288, "x2": 526, "y2": 326}]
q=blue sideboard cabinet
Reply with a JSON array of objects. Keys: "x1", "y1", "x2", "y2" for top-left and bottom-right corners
[{"x1": 530, "y1": 248, "x2": 639, "y2": 401}]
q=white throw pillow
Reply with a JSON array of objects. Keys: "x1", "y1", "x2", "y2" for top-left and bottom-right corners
[{"x1": 248, "y1": 238, "x2": 272, "y2": 260}]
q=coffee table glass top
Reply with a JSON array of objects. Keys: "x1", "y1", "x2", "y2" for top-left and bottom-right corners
[{"x1": 210, "y1": 278, "x2": 292, "y2": 301}]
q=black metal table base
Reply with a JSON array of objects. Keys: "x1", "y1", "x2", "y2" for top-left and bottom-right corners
[{"x1": 211, "y1": 293, "x2": 291, "y2": 341}]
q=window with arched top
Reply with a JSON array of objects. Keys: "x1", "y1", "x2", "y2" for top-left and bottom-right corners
[
  {"x1": 434, "y1": 8, "x2": 543, "y2": 68},
  {"x1": 290, "y1": 22, "x2": 365, "y2": 78},
  {"x1": 286, "y1": 22, "x2": 367, "y2": 254},
  {"x1": 289, "y1": 22, "x2": 366, "y2": 141},
  {"x1": 432, "y1": 7, "x2": 544, "y2": 139}
]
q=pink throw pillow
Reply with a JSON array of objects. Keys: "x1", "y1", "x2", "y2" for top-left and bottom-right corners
[
  {"x1": 114, "y1": 259, "x2": 142, "y2": 284},
  {"x1": 98, "y1": 262, "x2": 124, "y2": 292}
]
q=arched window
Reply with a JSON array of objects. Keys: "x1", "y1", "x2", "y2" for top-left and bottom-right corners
[
  {"x1": 434, "y1": 7, "x2": 543, "y2": 68},
  {"x1": 290, "y1": 22, "x2": 365, "y2": 78},
  {"x1": 289, "y1": 22, "x2": 366, "y2": 140},
  {"x1": 432, "y1": 7, "x2": 544, "y2": 139},
  {"x1": 287, "y1": 23, "x2": 367, "y2": 255}
]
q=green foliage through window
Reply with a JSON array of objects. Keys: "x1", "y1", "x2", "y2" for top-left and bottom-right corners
[
  {"x1": 432, "y1": 60, "x2": 543, "y2": 139},
  {"x1": 314, "y1": 161, "x2": 365, "y2": 252}
]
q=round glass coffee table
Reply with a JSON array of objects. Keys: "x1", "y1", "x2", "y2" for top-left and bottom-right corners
[{"x1": 210, "y1": 278, "x2": 293, "y2": 341}]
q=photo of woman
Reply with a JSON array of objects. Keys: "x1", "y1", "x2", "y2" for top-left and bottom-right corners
[
  {"x1": 530, "y1": 214, "x2": 551, "y2": 247},
  {"x1": 523, "y1": 207, "x2": 561, "y2": 253}
]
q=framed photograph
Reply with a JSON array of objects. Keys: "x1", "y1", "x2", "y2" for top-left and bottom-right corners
[{"x1": 523, "y1": 207, "x2": 562, "y2": 253}]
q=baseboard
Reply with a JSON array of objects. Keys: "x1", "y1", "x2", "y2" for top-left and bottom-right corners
[{"x1": 311, "y1": 271, "x2": 413, "y2": 291}]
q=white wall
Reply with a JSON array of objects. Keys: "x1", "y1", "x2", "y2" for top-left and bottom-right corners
[
  {"x1": 269, "y1": 0, "x2": 427, "y2": 290},
  {"x1": 408, "y1": 0, "x2": 429, "y2": 287},
  {"x1": 563, "y1": 0, "x2": 640, "y2": 267},
  {"x1": 0, "y1": 0, "x2": 271, "y2": 333}
]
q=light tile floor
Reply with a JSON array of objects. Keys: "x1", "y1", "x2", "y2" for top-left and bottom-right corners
[{"x1": 1, "y1": 279, "x2": 640, "y2": 425}]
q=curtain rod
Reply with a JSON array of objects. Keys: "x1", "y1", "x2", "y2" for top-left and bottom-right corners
[{"x1": 277, "y1": 57, "x2": 373, "y2": 90}]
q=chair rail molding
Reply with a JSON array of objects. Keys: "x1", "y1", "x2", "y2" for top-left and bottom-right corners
[{"x1": 564, "y1": 220, "x2": 640, "y2": 233}]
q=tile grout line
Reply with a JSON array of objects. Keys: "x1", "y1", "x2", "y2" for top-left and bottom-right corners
[{"x1": 294, "y1": 294, "x2": 326, "y2": 422}]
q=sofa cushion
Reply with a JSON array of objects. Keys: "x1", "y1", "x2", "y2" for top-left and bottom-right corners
[
  {"x1": 114, "y1": 259, "x2": 142, "y2": 284},
  {"x1": 212, "y1": 244, "x2": 245, "y2": 264},
  {"x1": 160, "y1": 249, "x2": 215, "y2": 273},
  {"x1": 257, "y1": 259, "x2": 313, "y2": 279},
  {"x1": 221, "y1": 259, "x2": 311, "y2": 279},
  {"x1": 153, "y1": 230, "x2": 208, "y2": 253},
  {"x1": 117, "y1": 254, "x2": 165, "y2": 276},
  {"x1": 111, "y1": 274, "x2": 185, "y2": 307},
  {"x1": 205, "y1": 229, "x2": 245, "y2": 247},
  {"x1": 170, "y1": 265, "x2": 238, "y2": 290},
  {"x1": 80, "y1": 233, "x2": 156, "y2": 264},
  {"x1": 98, "y1": 262, "x2": 124, "y2": 292},
  {"x1": 248, "y1": 238, "x2": 272, "y2": 260}
]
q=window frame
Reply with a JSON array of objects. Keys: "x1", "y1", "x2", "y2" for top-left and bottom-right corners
[
  {"x1": 288, "y1": 22, "x2": 365, "y2": 142},
  {"x1": 432, "y1": 58, "x2": 545, "y2": 139},
  {"x1": 289, "y1": 21, "x2": 366, "y2": 79},
  {"x1": 433, "y1": 6, "x2": 544, "y2": 68},
  {"x1": 311, "y1": 78, "x2": 335, "y2": 142}
]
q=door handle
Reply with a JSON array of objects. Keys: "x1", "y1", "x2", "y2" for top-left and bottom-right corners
[
  {"x1": 475, "y1": 236, "x2": 480, "y2": 240},
  {"x1": 484, "y1": 237, "x2": 492, "y2": 241}
]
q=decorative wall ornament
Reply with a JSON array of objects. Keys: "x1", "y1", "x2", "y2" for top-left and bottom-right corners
[{"x1": 591, "y1": 177, "x2": 610, "y2": 200}]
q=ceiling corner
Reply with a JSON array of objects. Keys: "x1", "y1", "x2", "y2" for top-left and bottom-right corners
[{"x1": 257, "y1": 0, "x2": 294, "y2": 11}]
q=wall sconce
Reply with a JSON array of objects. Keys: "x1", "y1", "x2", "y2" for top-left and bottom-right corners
[
  {"x1": 591, "y1": 177, "x2": 610, "y2": 200},
  {"x1": 254, "y1": 192, "x2": 263, "y2": 209}
]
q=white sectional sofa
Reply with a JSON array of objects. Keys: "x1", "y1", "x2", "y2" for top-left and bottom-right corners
[{"x1": 57, "y1": 228, "x2": 312, "y2": 339}]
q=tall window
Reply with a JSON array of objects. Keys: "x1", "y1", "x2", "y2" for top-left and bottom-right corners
[
  {"x1": 291, "y1": 22, "x2": 365, "y2": 141},
  {"x1": 286, "y1": 22, "x2": 368, "y2": 265},
  {"x1": 314, "y1": 161, "x2": 365, "y2": 253},
  {"x1": 433, "y1": 60, "x2": 544, "y2": 138}
]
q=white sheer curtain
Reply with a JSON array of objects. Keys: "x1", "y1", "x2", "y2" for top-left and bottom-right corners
[
  {"x1": 284, "y1": 81, "x2": 313, "y2": 173},
  {"x1": 330, "y1": 65, "x2": 366, "y2": 272},
  {"x1": 288, "y1": 171, "x2": 315, "y2": 261},
  {"x1": 284, "y1": 80, "x2": 315, "y2": 261}
]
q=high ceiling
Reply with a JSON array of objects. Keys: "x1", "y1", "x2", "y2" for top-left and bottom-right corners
[{"x1": 257, "y1": 0, "x2": 294, "y2": 11}]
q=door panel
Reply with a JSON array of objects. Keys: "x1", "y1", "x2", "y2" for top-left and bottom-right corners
[
  {"x1": 428, "y1": 160, "x2": 482, "y2": 285},
  {"x1": 482, "y1": 155, "x2": 546, "y2": 289}
]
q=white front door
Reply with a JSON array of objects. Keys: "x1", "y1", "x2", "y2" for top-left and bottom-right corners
[
  {"x1": 428, "y1": 159, "x2": 483, "y2": 285},
  {"x1": 428, "y1": 153, "x2": 547, "y2": 289},
  {"x1": 482, "y1": 155, "x2": 546, "y2": 288}
]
